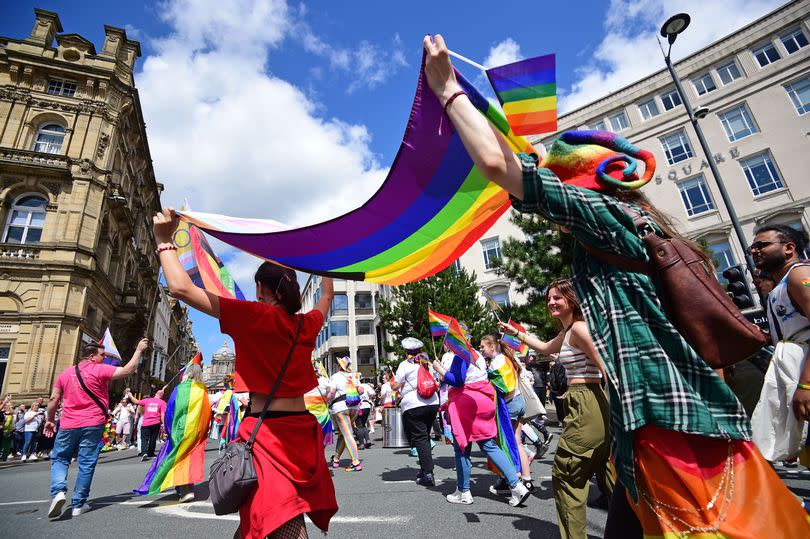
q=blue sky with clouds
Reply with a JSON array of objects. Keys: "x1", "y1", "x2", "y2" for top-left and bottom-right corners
[{"x1": 1, "y1": 0, "x2": 784, "y2": 363}]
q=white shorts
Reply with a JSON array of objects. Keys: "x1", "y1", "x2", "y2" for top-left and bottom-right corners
[{"x1": 116, "y1": 420, "x2": 131, "y2": 435}]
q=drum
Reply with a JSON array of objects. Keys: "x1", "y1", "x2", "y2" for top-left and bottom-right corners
[{"x1": 382, "y1": 406, "x2": 408, "y2": 448}]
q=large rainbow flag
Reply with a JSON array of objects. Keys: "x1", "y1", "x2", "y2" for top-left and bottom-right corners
[
  {"x1": 487, "y1": 53, "x2": 557, "y2": 136},
  {"x1": 176, "y1": 54, "x2": 537, "y2": 286},
  {"x1": 134, "y1": 379, "x2": 211, "y2": 495},
  {"x1": 173, "y1": 212, "x2": 245, "y2": 299}
]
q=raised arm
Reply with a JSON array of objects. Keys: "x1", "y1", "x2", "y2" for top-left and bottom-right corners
[
  {"x1": 498, "y1": 321, "x2": 565, "y2": 356},
  {"x1": 423, "y1": 35, "x2": 524, "y2": 198},
  {"x1": 112, "y1": 338, "x2": 150, "y2": 381},
  {"x1": 313, "y1": 277, "x2": 334, "y2": 319},
  {"x1": 153, "y1": 208, "x2": 221, "y2": 319}
]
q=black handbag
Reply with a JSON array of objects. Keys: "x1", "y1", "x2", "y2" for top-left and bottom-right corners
[{"x1": 209, "y1": 318, "x2": 302, "y2": 515}]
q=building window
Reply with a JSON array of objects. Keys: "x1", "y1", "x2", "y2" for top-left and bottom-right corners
[
  {"x1": 660, "y1": 130, "x2": 694, "y2": 165},
  {"x1": 740, "y1": 151, "x2": 783, "y2": 196},
  {"x1": 32, "y1": 124, "x2": 66, "y2": 154},
  {"x1": 481, "y1": 237, "x2": 501, "y2": 270},
  {"x1": 2, "y1": 194, "x2": 47, "y2": 244},
  {"x1": 592, "y1": 119, "x2": 607, "y2": 131},
  {"x1": 487, "y1": 287, "x2": 511, "y2": 308},
  {"x1": 716, "y1": 61, "x2": 742, "y2": 85},
  {"x1": 638, "y1": 99, "x2": 660, "y2": 120},
  {"x1": 785, "y1": 77, "x2": 810, "y2": 115},
  {"x1": 47, "y1": 78, "x2": 77, "y2": 97},
  {"x1": 781, "y1": 28, "x2": 809, "y2": 55},
  {"x1": 329, "y1": 320, "x2": 349, "y2": 337},
  {"x1": 753, "y1": 42, "x2": 780, "y2": 67},
  {"x1": 609, "y1": 111, "x2": 629, "y2": 132},
  {"x1": 678, "y1": 176, "x2": 715, "y2": 217},
  {"x1": 356, "y1": 319, "x2": 374, "y2": 335},
  {"x1": 451, "y1": 259, "x2": 462, "y2": 274},
  {"x1": 354, "y1": 293, "x2": 373, "y2": 315},
  {"x1": 660, "y1": 89, "x2": 682, "y2": 111},
  {"x1": 331, "y1": 293, "x2": 348, "y2": 316},
  {"x1": 692, "y1": 72, "x2": 717, "y2": 96},
  {"x1": 709, "y1": 241, "x2": 736, "y2": 284},
  {"x1": 357, "y1": 347, "x2": 375, "y2": 366},
  {"x1": 0, "y1": 344, "x2": 9, "y2": 395},
  {"x1": 718, "y1": 104, "x2": 758, "y2": 142}
]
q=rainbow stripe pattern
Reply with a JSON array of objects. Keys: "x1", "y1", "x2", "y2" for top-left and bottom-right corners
[
  {"x1": 135, "y1": 379, "x2": 211, "y2": 495},
  {"x1": 444, "y1": 316, "x2": 477, "y2": 364},
  {"x1": 305, "y1": 392, "x2": 335, "y2": 446},
  {"x1": 501, "y1": 320, "x2": 529, "y2": 356},
  {"x1": 173, "y1": 215, "x2": 245, "y2": 299},
  {"x1": 428, "y1": 309, "x2": 453, "y2": 337},
  {"x1": 488, "y1": 354, "x2": 518, "y2": 394},
  {"x1": 175, "y1": 55, "x2": 537, "y2": 285},
  {"x1": 487, "y1": 53, "x2": 556, "y2": 136}
]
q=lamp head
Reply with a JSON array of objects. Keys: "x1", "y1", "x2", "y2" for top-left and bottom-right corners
[
  {"x1": 661, "y1": 13, "x2": 691, "y2": 45},
  {"x1": 693, "y1": 106, "x2": 710, "y2": 120}
]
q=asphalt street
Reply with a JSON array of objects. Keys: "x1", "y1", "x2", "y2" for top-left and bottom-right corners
[{"x1": 1, "y1": 421, "x2": 808, "y2": 539}]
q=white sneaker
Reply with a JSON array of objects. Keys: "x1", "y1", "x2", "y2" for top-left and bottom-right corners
[
  {"x1": 446, "y1": 490, "x2": 474, "y2": 505},
  {"x1": 71, "y1": 504, "x2": 90, "y2": 517},
  {"x1": 48, "y1": 492, "x2": 66, "y2": 518},
  {"x1": 509, "y1": 481, "x2": 530, "y2": 507},
  {"x1": 179, "y1": 492, "x2": 195, "y2": 503},
  {"x1": 20, "y1": 455, "x2": 27, "y2": 461},
  {"x1": 28, "y1": 455, "x2": 37, "y2": 461}
]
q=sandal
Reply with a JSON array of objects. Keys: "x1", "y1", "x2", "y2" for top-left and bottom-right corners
[{"x1": 344, "y1": 462, "x2": 363, "y2": 472}]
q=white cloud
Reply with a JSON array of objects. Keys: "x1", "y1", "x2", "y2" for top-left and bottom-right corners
[
  {"x1": 560, "y1": 0, "x2": 784, "y2": 112},
  {"x1": 137, "y1": 0, "x2": 391, "y2": 228},
  {"x1": 483, "y1": 38, "x2": 523, "y2": 68}
]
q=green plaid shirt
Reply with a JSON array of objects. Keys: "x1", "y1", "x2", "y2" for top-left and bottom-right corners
[{"x1": 511, "y1": 153, "x2": 750, "y2": 498}]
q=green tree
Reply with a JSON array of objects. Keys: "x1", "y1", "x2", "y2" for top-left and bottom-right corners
[
  {"x1": 378, "y1": 267, "x2": 496, "y2": 367},
  {"x1": 492, "y1": 211, "x2": 574, "y2": 339}
]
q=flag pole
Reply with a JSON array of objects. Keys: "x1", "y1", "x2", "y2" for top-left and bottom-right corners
[{"x1": 448, "y1": 49, "x2": 487, "y2": 72}]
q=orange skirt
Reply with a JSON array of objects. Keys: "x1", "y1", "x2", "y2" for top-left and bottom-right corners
[
  {"x1": 629, "y1": 424, "x2": 810, "y2": 538},
  {"x1": 237, "y1": 413, "x2": 338, "y2": 538}
]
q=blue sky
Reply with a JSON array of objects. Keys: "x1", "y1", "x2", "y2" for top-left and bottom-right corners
[{"x1": 1, "y1": 0, "x2": 784, "y2": 363}]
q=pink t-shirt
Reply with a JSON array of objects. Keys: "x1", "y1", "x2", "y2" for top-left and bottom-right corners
[
  {"x1": 140, "y1": 397, "x2": 167, "y2": 427},
  {"x1": 55, "y1": 361, "x2": 117, "y2": 429}
]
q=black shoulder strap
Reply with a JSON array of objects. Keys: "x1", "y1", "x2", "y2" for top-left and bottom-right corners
[
  {"x1": 74, "y1": 364, "x2": 110, "y2": 419},
  {"x1": 245, "y1": 317, "x2": 303, "y2": 450}
]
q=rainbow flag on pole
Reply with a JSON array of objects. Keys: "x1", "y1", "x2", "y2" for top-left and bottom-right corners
[
  {"x1": 100, "y1": 327, "x2": 122, "y2": 366},
  {"x1": 428, "y1": 309, "x2": 453, "y2": 337},
  {"x1": 444, "y1": 316, "x2": 477, "y2": 364},
  {"x1": 134, "y1": 379, "x2": 211, "y2": 495},
  {"x1": 501, "y1": 320, "x2": 529, "y2": 356},
  {"x1": 487, "y1": 53, "x2": 557, "y2": 136},
  {"x1": 305, "y1": 391, "x2": 335, "y2": 446}
]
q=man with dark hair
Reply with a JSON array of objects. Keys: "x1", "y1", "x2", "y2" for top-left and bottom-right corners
[
  {"x1": 44, "y1": 337, "x2": 149, "y2": 519},
  {"x1": 750, "y1": 223, "x2": 810, "y2": 469}
]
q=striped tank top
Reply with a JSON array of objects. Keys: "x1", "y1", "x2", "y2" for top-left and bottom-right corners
[{"x1": 558, "y1": 329, "x2": 602, "y2": 380}]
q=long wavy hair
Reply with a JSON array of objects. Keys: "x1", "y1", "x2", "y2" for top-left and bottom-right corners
[{"x1": 547, "y1": 279, "x2": 584, "y2": 330}]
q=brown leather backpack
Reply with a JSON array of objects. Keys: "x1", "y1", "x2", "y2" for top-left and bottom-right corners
[{"x1": 579, "y1": 210, "x2": 768, "y2": 369}]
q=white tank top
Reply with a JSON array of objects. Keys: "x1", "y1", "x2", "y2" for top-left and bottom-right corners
[
  {"x1": 558, "y1": 329, "x2": 602, "y2": 380},
  {"x1": 767, "y1": 263, "x2": 810, "y2": 343}
]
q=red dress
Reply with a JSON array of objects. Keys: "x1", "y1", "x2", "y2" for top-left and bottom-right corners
[{"x1": 219, "y1": 297, "x2": 338, "y2": 537}]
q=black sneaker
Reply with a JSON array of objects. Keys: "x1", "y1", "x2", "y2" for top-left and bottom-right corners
[
  {"x1": 488, "y1": 478, "x2": 510, "y2": 496},
  {"x1": 416, "y1": 473, "x2": 435, "y2": 487}
]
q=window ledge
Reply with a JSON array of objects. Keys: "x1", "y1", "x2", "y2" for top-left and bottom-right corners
[
  {"x1": 752, "y1": 187, "x2": 789, "y2": 202},
  {"x1": 687, "y1": 209, "x2": 720, "y2": 221}
]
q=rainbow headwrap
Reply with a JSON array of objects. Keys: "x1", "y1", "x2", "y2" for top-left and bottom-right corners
[{"x1": 540, "y1": 130, "x2": 655, "y2": 192}]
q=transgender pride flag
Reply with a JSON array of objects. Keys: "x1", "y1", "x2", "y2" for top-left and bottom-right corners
[{"x1": 100, "y1": 327, "x2": 122, "y2": 366}]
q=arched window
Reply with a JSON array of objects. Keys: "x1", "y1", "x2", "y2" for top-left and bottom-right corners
[
  {"x1": 32, "y1": 124, "x2": 66, "y2": 154},
  {"x1": 2, "y1": 194, "x2": 47, "y2": 244}
]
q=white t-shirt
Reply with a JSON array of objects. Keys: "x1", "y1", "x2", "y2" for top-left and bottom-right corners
[
  {"x1": 359, "y1": 383, "x2": 376, "y2": 410},
  {"x1": 117, "y1": 403, "x2": 135, "y2": 423},
  {"x1": 379, "y1": 382, "x2": 395, "y2": 406},
  {"x1": 329, "y1": 371, "x2": 359, "y2": 414},
  {"x1": 24, "y1": 410, "x2": 42, "y2": 432},
  {"x1": 460, "y1": 352, "x2": 489, "y2": 385},
  {"x1": 395, "y1": 360, "x2": 439, "y2": 412}
]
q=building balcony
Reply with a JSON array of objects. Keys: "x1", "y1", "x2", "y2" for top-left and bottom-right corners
[
  {"x1": 0, "y1": 147, "x2": 70, "y2": 170},
  {"x1": 0, "y1": 243, "x2": 41, "y2": 261}
]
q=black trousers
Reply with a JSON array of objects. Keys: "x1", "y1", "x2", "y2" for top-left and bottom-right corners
[
  {"x1": 402, "y1": 404, "x2": 439, "y2": 475},
  {"x1": 355, "y1": 408, "x2": 371, "y2": 446},
  {"x1": 142, "y1": 423, "x2": 161, "y2": 457}
]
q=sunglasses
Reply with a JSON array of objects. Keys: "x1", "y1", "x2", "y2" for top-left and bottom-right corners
[{"x1": 747, "y1": 240, "x2": 788, "y2": 254}]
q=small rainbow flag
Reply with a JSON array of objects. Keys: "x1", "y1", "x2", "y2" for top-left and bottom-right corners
[
  {"x1": 134, "y1": 379, "x2": 211, "y2": 495},
  {"x1": 99, "y1": 327, "x2": 122, "y2": 366},
  {"x1": 487, "y1": 53, "x2": 557, "y2": 136},
  {"x1": 177, "y1": 352, "x2": 203, "y2": 380},
  {"x1": 482, "y1": 289, "x2": 505, "y2": 315},
  {"x1": 488, "y1": 354, "x2": 518, "y2": 394},
  {"x1": 305, "y1": 392, "x2": 334, "y2": 445},
  {"x1": 428, "y1": 309, "x2": 453, "y2": 337},
  {"x1": 444, "y1": 316, "x2": 477, "y2": 364},
  {"x1": 501, "y1": 320, "x2": 529, "y2": 356}
]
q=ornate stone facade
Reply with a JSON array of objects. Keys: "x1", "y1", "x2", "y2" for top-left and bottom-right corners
[
  {"x1": 0, "y1": 10, "x2": 178, "y2": 398},
  {"x1": 203, "y1": 341, "x2": 235, "y2": 391}
]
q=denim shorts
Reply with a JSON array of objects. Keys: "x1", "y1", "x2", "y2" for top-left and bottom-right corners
[{"x1": 506, "y1": 392, "x2": 526, "y2": 420}]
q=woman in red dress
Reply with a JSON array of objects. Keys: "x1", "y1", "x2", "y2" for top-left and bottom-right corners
[{"x1": 153, "y1": 208, "x2": 338, "y2": 539}]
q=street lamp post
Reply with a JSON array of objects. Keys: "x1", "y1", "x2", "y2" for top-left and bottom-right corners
[{"x1": 659, "y1": 14, "x2": 758, "y2": 279}]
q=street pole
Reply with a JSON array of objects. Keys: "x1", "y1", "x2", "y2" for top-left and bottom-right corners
[{"x1": 662, "y1": 51, "x2": 757, "y2": 278}]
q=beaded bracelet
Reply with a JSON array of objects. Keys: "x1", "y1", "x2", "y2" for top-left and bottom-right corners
[
  {"x1": 443, "y1": 90, "x2": 467, "y2": 115},
  {"x1": 155, "y1": 244, "x2": 178, "y2": 255}
]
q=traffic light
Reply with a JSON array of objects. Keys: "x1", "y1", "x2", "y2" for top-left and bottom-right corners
[{"x1": 723, "y1": 265, "x2": 754, "y2": 309}]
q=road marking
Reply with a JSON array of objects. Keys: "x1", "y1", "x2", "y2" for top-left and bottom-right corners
[
  {"x1": 151, "y1": 501, "x2": 411, "y2": 524},
  {"x1": 0, "y1": 500, "x2": 48, "y2": 506}
]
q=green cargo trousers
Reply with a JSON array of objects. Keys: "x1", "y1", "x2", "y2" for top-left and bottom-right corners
[{"x1": 552, "y1": 383, "x2": 616, "y2": 539}]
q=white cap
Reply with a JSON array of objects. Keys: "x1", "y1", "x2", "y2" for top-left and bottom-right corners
[{"x1": 401, "y1": 337, "x2": 424, "y2": 350}]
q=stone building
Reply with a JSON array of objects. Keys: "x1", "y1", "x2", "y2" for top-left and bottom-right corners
[
  {"x1": 0, "y1": 9, "x2": 175, "y2": 398},
  {"x1": 203, "y1": 340, "x2": 234, "y2": 391}
]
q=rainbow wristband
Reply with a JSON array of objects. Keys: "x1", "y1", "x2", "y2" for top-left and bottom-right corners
[{"x1": 798, "y1": 383, "x2": 810, "y2": 391}]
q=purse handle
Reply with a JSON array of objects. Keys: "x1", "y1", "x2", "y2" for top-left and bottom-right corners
[{"x1": 245, "y1": 317, "x2": 303, "y2": 451}]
